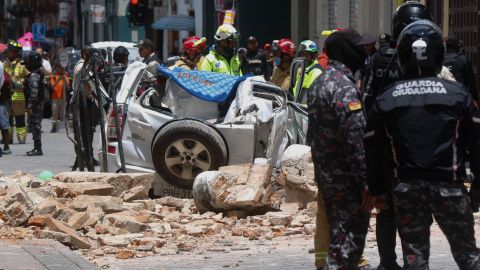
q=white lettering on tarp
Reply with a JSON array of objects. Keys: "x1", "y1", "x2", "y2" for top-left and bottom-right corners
[{"x1": 393, "y1": 80, "x2": 447, "y2": 97}]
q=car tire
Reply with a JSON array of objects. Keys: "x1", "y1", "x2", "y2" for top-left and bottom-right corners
[{"x1": 152, "y1": 120, "x2": 228, "y2": 189}]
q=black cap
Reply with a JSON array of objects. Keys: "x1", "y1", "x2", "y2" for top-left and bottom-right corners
[
  {"x1": 378, "y1": 33, "x2": 391, "y2": 44},
  {"x1": 247, "y1": 36, "x2": 257, "y2": 42},
  {"x1": 357, "y1": 35, "x2": 377, "y2": 46},
  {"x1": 331, "y1": 29, "x2": 368, "y2": 46},
  {"x1": 134, "y1": 39, "x2": 155, "y2": 50}
]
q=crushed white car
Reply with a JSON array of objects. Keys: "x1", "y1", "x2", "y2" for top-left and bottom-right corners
[{"x1": 101, "y1": 63, "x2": 308, "y2": 190}]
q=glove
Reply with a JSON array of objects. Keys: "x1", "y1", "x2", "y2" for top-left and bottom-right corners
[{"x1": 469, "y1": 181, "x2": 480, "y2": 213}]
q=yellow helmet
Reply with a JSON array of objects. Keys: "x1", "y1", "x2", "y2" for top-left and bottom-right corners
[{"x1": 214, "y1": 24, "x2": 240, "y2": 41}]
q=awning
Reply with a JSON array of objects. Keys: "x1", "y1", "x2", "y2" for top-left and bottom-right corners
[{"x1": 151, "y1": 15, "x2": 195, "y2": 31}]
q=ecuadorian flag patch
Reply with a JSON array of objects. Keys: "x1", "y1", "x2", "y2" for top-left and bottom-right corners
[{"x1": 348, "y1": 101, "x2": 362, "y2": 111}]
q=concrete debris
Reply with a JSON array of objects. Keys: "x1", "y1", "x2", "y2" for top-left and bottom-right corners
[
  {"x1": 156, "y1": 196, "x2": 186, "y2": 209},
  {"x1": 38, "y1": 230, "x2": 72, "y2": 244},
  {"x1": 115, "y1": 249, "x2": 136, "y2": 259},
  {"x1": 34, "y1": 197, "x2": 67, "y2": 217},
  {"x1": 98, "y1": 234, "x2": 143, "y2": 248},
  {"x1": 51, "y1": 182, "x2": 114, "y2": 198},
  {"x1": 53, "y1": 172, "x2": 154, "y2": 197},
  {"x1": 68, "y1": 212, "x2": 90, "y2": 230},
  {"x1": 0, "y1": 169, "x2": 320, "y2": 260},
  {"x1": 121, "y1": 186, "x2": 148, "y2": 202},
  {"x1": 106, "y1": 214, "x2": 150, "y2": 233},
  {"x1": 0, "y1": 181, "x2": 34, "y2": 226},
  {"x1": 264, "y1": 212, "x2": 293, "y2": 227},
  {"x1": 70, "y1": 195, "x2": 123, "y2": 213},
  {"x1": 192, "y1": 164, "x2": 274, "y2": 213},
  {"x1": 46, "y1": 217, "x2": 91, "y2": 249},
  {"x1": 280, "y1": 145, "x2": 318, "y2": 206}
]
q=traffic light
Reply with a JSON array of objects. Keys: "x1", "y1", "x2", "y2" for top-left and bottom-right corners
[{"x1": 128, "y1": 0, "x2": 147, "y2": 26}]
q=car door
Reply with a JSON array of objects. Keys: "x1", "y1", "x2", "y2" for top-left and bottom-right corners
[
  {"x1": 287, "y1": 101, "x2": 308, "y2": 145},
  {"x1": 121, "y1": 70, "x2": 174, "y2": 169},
  {"x1": 287, "y1": 57, "x2": 309, "y2": 145}
]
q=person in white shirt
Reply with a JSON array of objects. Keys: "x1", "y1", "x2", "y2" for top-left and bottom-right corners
[{"x1": 35, "y1": 47, "x2": 52, "y2": 76}]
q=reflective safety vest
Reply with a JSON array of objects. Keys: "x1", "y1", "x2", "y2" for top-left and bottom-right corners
[
  {"x1": 3, "y1": 58, "x2": 29, "y2": 102},
  {"x1": 199, "y1": 50, "x2": 242, "y2": 76},
  {"x1": 294, "y1": 60, "x2": 323, "y2": 104}
]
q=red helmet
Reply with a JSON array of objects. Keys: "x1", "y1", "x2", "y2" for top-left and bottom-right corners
[
  {"x1": 272, "y1": 38, "x2": 296, "y2": 57},
  {"x1": 183, "y1": 36, "x2": 207, "y2": 54}
]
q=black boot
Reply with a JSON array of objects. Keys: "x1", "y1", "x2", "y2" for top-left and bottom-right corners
[
  {"x1": 27, "y1": 148, "x2": 43, "y2": 156},
  {"x1": 27, "y1": 142, "x2": 43, "y2": 156},
  {"x1": 50, "y1": 124, "x2": 57, "y2": 133}
]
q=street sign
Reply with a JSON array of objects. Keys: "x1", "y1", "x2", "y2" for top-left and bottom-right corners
[
  {"x1": 53, "y1": 27, "x2": 67, "y2": 37},
  {"x1": 59, "y1": 51, "x2": 69, "y2": 69},
  {"x1": 215, "y1": 0, "x2": 225, "y2": 11},
  {"x1": 32, "y1": 23, "x2": 46, "y2": 41},
  {"x1": 91, "y1": 4, "x2": 105, "y2": 23}
]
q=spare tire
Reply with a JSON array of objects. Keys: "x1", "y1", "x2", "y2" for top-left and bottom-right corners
[{"x1": 152, "y1": 120, "x2": 228, "y2": 189}]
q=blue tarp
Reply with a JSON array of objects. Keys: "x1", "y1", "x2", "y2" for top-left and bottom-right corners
[{"x1": 157, "y1": 66, "x2": 249, "y2": 103}]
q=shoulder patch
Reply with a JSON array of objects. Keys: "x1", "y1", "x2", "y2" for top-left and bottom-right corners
[{"x1": 347, "y1": 101, "x2": 362, "y2": 111}]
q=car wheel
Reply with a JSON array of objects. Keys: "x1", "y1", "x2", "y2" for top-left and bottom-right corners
[{"x1": 152, "y1": 120, "x2": 228, "y2": 189}]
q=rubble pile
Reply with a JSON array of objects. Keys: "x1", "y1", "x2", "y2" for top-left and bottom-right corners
[{"x1": 0, "y1": 145, "x2": 319, "y2": 261}]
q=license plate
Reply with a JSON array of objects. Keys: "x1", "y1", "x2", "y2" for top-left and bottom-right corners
[{"x1": 153, "y1": 174, "x2": 193, "y2": 199}]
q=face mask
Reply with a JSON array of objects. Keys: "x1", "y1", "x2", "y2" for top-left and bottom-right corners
[
  {"x1": 217, "y1": 45, "x2": 234, "y2": 59},
  {"x1": 274, "y1": 57, "x2": 281, "y2": 66}
]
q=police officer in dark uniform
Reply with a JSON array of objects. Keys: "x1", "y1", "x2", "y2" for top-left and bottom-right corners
[
  {"x1": 23, "y1": 52, "x2": 45, "y2": 156},
  {"x1": 362, "y1": 3, "x2": 431, "y2": 269},
  {"x1": 443, "y1": 34, "x2": 479, "y2": 101},
  {"x1": 239, "y1": 36, "x2": 269, "y2": 80},
  {"x1": 363, "y1": 1, "x2": 432, "y2": 113},
  {"x1": 364, "y1": 20, "x2": 480, "y2": 270}
]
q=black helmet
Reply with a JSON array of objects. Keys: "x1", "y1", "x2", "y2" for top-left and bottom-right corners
[
  {"x1": 7, "y1": 40, "x2": 22, "y2": 51},
  {"x1": 113, "y1": 46, "x2": 129, "y2": 63},
  {"x1": 392, "y1": 1, "x2": 431, "y2": 39},
  {"x1": 23, "y1": 51, "x2": 43, "y2": 71},
  {"x1": 397, "y1": 20, "x2": 445, "y2": 74}
]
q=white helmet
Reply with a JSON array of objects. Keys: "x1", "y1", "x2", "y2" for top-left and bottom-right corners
[{"x1": 214, "y1": 24, "x2": 240, "y2": 41}]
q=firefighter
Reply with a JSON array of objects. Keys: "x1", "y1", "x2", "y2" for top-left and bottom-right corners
[
  {"x1": 270, "y1": 38, "x2": 296, "y2": 92},
  {"x1": 3, "y1": 40, "x2": 29, "y2": 144},
  {"x1": 294, "y1": 40, "x2": 323, "y2": 104},
  {"x1": 199, "y1": 24, "x2": 241, "y2": 75},
  {"x1": 172, "y1": 36, "x2": 207, "y2": 70}
]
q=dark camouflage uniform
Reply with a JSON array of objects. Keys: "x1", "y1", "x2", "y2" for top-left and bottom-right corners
[
  {"x1": 307, "y1": 60, "x2": 370, "y2": 269},
  {"x1": 24, "y1": 71, "x2": 44, "y2": 150},
  {"x1": 393, "y1": 180, "x2": 480, "y2": 269}
]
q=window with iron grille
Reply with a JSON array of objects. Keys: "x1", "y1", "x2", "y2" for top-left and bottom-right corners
[
  {"x1": 349, "y1": 0, "x2": 358, "y2": 30},
  {"x1": 328, "y1": 0, "x2": 337, "y2": 29},
  {"x1": 449, "y1": 0, "x2": 479, "y2": 85}
]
